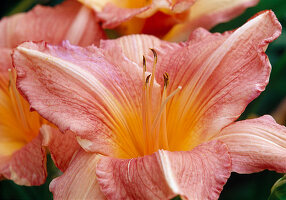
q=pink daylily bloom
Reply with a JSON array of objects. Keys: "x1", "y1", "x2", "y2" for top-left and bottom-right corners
[
  {"x1": 13, "y1": 11, "x2": 286, "y2": 199},
  {"x1": 79, "y1": 0, "x2": 259, "y2": 41},
  {"x1": 0, "y1": 0, "x2": 104, "y2": 185}
]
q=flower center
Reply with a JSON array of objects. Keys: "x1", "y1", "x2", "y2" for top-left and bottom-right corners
[{"x1": 141, "y1": 50, "x2": 182, "y2": 156}]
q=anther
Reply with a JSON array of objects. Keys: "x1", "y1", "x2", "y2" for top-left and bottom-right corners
[
  {"x1": 150, "y1": 49, "x2": 157, "y2": 64},
  {"x1": 163, "y1": 73, "x2": 169, "y2": 88},
  {"x1": 143, "y1": 56, "x2": 147, "y2": 72},
  {"x1": 145, "y1": 74, "x2": 151, "y2": 84}
]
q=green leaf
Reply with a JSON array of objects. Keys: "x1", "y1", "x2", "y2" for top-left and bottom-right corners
[{"x1": 268, "y1": 175, "x2": 286, "y2": 200}]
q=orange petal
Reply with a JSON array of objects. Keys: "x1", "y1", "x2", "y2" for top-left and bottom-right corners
[{"x1": 96, "y1": 140, "x2": 231, "y2": 199}]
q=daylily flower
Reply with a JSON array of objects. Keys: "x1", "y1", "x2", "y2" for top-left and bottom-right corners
[
  {"x1": 79, "y1": 0, "x2": 259, "y2": 41},
  {"x1": 0, "y1": 0, "x2": 104, "y2": 185},
  {"x1": 13, "y1": 11, "x2": 286, "y2": 199}
]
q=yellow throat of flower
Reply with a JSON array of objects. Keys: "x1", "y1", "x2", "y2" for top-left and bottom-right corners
[
  {"x1": 0, "y1": 68, "x2": 44, "y2": 156},
  {"x1": 113, "y1": 50, "x2": 182, "y2": 159}
]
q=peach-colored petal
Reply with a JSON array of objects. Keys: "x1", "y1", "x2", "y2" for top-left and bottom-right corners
[
  {"x1": 171, "y1": 0, "x2": 196, "y2": 13},
  {"x1": 96, "y1": 140, "x2": 231, "y2": 199},
  {"x1": 97, "y1": 3, "x2": 150, "y2": 29},
  {"x1": 153, "y1": 11, "x2": 281, "y2": 151},
  {"x1": 50, "y1": 150, "x2": 106, "y2": 200},
  {"x1": 164, "y1": 0, "x2": 259, "y2": 41},
  {"x1": 0, "y1": 134, "x2": 46, "y2": 186},
  {"x1": 215, "y1": 115, "x2": 286, "y2": 174},
  {"x1": 0, "y1": 0, "x2": 105, "y2": 48},
  {"x1": 41, "y1": 125, "x2": 80, "y2": 172},
  {"x1": 13, "y1": 40, "x2": 146, "y2": 157},
  {"x1": 100, "y1": 34, "x2": 184, "y2": 71}
]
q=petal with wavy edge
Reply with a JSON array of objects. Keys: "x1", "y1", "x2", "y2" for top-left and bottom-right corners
[
  {"x1": 164, "y1": 0, "x2": 259, "y2": 41},
  {"x1": 13, "y1": 41, "x2": 151, "y2": 158},
  {"x1": 96, "y1": 140, "x2": 231, "y2": 200},
  {"x1": 50, "y1": 150, "x2": 106, "y2": 200},
  {"x1": 215, "y1": 115, "x2": 286, "y2": 174},
  {"x1": 41, "y1": 125, "x2": 80, "y2": 172},
  {"x1": 0, "y1": 134, "x2": 46, "y2": 186},
  {"x1": 97, "y1": 3, "x2": 150, "y2": 29},
  {"x1": 153, "y1": 11, "x2": 281, "y2": 151},
  {"x1": 0, "y1": 0, "x2": 105, "y2": 48}
]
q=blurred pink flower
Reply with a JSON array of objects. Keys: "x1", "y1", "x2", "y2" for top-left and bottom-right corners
[
  {"x1": 13, "y1": 10, "x2": 286, "y2": 199},
  {"x1": 0, "y1": 0, "x2": 104, "y2": 185},
  {"x1": 79, "y1": 0, "x2": 259, "y2": 41}
]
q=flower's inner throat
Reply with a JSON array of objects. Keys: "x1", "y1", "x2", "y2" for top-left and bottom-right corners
[
  {"x1": 140, "y1": 49, "x2": 181, "y2": 156},
  {"x1": 3, "y1": 68, "x2": 42, "y2": 142}
]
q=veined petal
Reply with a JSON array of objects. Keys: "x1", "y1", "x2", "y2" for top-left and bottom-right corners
[
  {"x1": 41, "y1": 125, "x2": 80, "y2": 172},
  {"x1": 0, "y1": 134, "x2": 46, "y2": 186},
  {"x1": 13, "y1": 41, "x2": 147, "y2": 158},
  {"x1": 154, "y1": 11, "x2": 281, "y2": 151},
  {"x1": 50, "y1": 150, "x2": 106, "y2": 200},
  {"x1": 96, "y1": 140, "x2": 231, "y2": 200},
  {"x1": 164, "y1": 0, "x2": 259, "y2": 41},
  {"x1": 0, "y1": 0, "x2": 105, "y2": 48},
  {"x1": 215, "y1": 115, "x2": 286, "y2": 174},
  {"x1": 100, "y1": 34, "x2": 184, "y2": 71}
]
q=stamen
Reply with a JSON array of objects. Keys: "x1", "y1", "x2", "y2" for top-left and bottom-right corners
[
  {"x1": 143, "y1": 56, "x2": 147, "y2": 72},
  {"x1": 149, "y1": 48, "x2": 157, "y2": 90},
  {"x1": 163, "y1": 72, "x2": 169, "y2": 88},
  {"x1": 151, "y1": 86, "x2": 182, "y2": 134}
]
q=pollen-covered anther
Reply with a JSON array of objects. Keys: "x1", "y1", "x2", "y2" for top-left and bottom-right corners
[
  {"x1": 145, "y1": 74, "x2": 151, "y2": 85},
  {"x1": 163, "y1": 72, "x2": 169, "y2": 88}
]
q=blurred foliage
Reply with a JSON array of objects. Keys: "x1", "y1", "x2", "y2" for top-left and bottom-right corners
[
  {"x1": 0, "y1": 0, "x2": 285, "y2": 199},
  {"x1": 268, "y1": 175, "x2": 286, "y2": 200}
]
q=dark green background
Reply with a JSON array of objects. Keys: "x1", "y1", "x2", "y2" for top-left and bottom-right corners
[{"x1": 0, "y1": 0, "x2": 286, "y2": 199}]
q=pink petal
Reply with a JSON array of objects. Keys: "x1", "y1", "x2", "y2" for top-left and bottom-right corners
[
  {"x1": 154, "y1": 11, "x2": 281, "y2": 151},
  {"x1": 98, "y1": 3, "x2": 150, "y2": 29},
  {"x1": 0, "y1": 0, "x2": 105, "y2": 48},
  {"x1": 0, "y1": 134, "x2": 46, "y2": 186},
  {"x1": 171, "y1": 0, "x2": 196, "y2": 13},
  {"x1": 215, "y1": 115, "x2": 286, "y2": 174},
  {"x1": 41, "y1": 125, "x2": 80, "y2": 172},
  {"x1": 13, "y1": 41, "x2": 144, "y2": 156},
  {"x1": 96, "y1": 140, "x2": 231, "y2": 199},
  {"x1": 164, "y1": 0, "x2": 259, "y2": 41},
  {"x1": 50, "y1": 150, "x2": 106, "y2": 200},
  {"x1": 100, "y1": 34, "x2": 184, "y2": 71}
]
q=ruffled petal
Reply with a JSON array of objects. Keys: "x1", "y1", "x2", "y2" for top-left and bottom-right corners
[
  {"x1": 0, "y1": 134, "x2": 46, "y2": 186},
  {"x1": 164, "y1": 0, "x2": 259, "y2": 41},
  {"x1": 96, "y1": 140, "x2": 231, "y2": 200},
  {"x1": 41, "y1": 125, "x2": 80, "y2": 172},
  {"x1": 97, "y1": 3, "x2": 150, "y2": 29},
  {"x1": 0, "y1": 0, "x2": 105, "y2": 48},
  {"x1": 153, "y1": 11, "x2": 281, "y2": 151},
  {"x1": 50, "y1": 150, "x2": 106, "y2": 200},
  {"x1": 13, "y1": 41, "x2": 146, "y2": 158},
  {"x1": 215, "y1": 115, "x2": 286, "y2": 174}
]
